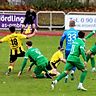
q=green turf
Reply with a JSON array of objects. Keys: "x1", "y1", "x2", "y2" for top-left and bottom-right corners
[{"x1": 0, "y1": 35, "x2": 96, "y2": 96}]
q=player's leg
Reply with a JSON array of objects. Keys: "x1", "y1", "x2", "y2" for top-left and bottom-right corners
[
  {"x1": 64, "y1": 50, "x2": 70, "y2": 83},
  {"x1": 33, "y1": 66, "x2": 45, "y2": 78},
  {"x1": 70, "y1": 66, "x2": 76, "y2": 80},
  {"x1": 6, "y1": 55, "x2": 17, "y2": 75},
  {"x1": 90, "y1": 55, "x2": 96, "y2": 72},
  {"x1": 31, "y1": 23, "x2": 37, "y2": 33},
  {"x1": 46, "y1": 61, "x2": 58, "y2": 76},
  {"x1": 51, "y1": 61, "x2": 73, "y2": 90},
  {"x1": 76, "y1": 62, "x2": 87, "y2": 91}
]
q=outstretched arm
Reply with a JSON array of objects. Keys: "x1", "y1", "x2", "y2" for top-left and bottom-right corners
[
  {"x1": 84, "y1": 30, "x2": 95, "y2": 41},
  {"x1": 18, "y1": 58, "x2": 28, "y2": 77},
  {"x1": 26, "y1": 30, "x2": 36, "y2": 38}
]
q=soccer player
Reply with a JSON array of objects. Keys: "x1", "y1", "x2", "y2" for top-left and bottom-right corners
[
  {"x1": 60, "y1": 20, "x2": 79, "y2": 82},
  {"x1": 18, "y1": 41, "x2": 52, "y2": 79},
  {"x1": 86, "y1": 43, "x2": 96, "y2": 72},
  {"x1": 0, "y1": 26, "x2": 35, "y2": 75},
  {"x1": 51, "y1": 31, "x2": 87, "y2": 91},
  {"x1": 44, "y1": 46, "x2": 66, "y2": 76},
  {"x1": 21, "y1": 8, "x2": 37, "y2": 34}
]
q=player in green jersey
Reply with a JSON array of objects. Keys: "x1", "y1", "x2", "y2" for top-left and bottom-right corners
[
  {"x1": 18, "y1": 41, "x2": 52, "y2": 79},
  {"x1": 51, "y1": 31, "x2": 87, "y2": 91},
  {"x1": 86, "y1": 43, "x2": 96, "y2": 72}
]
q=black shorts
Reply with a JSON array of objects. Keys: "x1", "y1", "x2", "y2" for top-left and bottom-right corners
[
  {"x1": 23, "y1": 18, "x2": 34, "y2": 25},
  {"x1": 46, "y1": 61, "x2": 52, "y2": 70},
  {"x1": 10, "y1": 51, "x2": 25, "y2": 63}
]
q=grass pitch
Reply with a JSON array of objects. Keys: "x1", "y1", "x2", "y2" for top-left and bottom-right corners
[{"x1": 0, "y1": 35, "x2": 96, "y2": 96}]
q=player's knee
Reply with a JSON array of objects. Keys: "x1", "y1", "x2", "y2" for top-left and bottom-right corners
[{"x1": 82, "y1": 69, "x2": 87, "y2": 73}]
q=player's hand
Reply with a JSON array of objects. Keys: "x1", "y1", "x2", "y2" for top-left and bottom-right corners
[{"x1": 18, "y1": 71, "x2": 22, "y2": 77}]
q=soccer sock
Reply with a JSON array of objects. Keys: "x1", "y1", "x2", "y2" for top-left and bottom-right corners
[
  {"x1": 8, "y1": 66, "x2": 13, "y2": 72},
  {"x1": 80, "y1": 70, "x2": 87, "y2": 83},
  {"x1": 91, "y1": 57, "x2": 95, "y2": 68},
  {"x1": 65, "y1": 75, "x2": 69, "y2": 79},
  {"x1": 56, "y1": 72, "x2": 67, "y2": 81}
]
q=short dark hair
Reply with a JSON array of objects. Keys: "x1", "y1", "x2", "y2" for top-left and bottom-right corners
[
  {"x1": 9, "y1": 26, "x2": 15, "y2": 33},
  {"x1": 58, "y1": 46, "x2": 64, "y2": 51},
  {"x1": 26, "y1": 41, "x2": 32, "y2": 46},
  {"x1": 78, "y1": 31, "x2": 85, "y2": 38}
]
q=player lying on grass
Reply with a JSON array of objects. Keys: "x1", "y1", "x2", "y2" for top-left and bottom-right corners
[
  {"x1": 0, "y1": 26, "x2": 35, "y2": 75},
  {"x1": 51, "y1": 31, "x2": 87, "y2": 91},
  {"x1": 86, "y1": 43, "x2": 96, "y2": 72},
  {"x1": 18, "y1": 41, "x2": 52, "y2": 79}
]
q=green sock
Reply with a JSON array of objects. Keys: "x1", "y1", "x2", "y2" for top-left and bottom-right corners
[
  {"x1": 91, "y1": 57, "x2": 95, "y2": 68},
  {"x1": 56, "y1": 72, "x2": 67, "y2": 81},
  {"x1": 80, "y1": 70, "x2": 87, "y2": 83}
]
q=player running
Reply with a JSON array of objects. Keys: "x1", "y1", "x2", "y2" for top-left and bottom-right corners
[
  {"x1": 60, "y1": 20, "x2": 79, "y2": 82},
  {"x1": 0, "y1": 26, "x2": 35, "y2": 75},
  {"x1": 51, "y1": 31, "x2": 87, "y2": 91}
]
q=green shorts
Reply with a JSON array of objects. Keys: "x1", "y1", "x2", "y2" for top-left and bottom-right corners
[
  {"x1": 64, "y1": 60, "x2": 85, "y2": 71},
  {"x1": 34, "y1": 62, "x2": 48, "y2": 75}
]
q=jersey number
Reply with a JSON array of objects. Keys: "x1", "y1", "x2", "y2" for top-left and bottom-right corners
[
  {"x1": 11, "y1": 38, "x2": 18, "y2": 46},
  {"x1": 68, "y1": 34, "x2": 76, "y2": 42}
]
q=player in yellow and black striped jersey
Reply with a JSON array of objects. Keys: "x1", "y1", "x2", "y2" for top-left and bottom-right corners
[
  {"x1": 0, "y1": 26, "x2": 35, "y2": 75},
  {"x1": 46, "y1": 47, "x2": 66, "y2": 76}
]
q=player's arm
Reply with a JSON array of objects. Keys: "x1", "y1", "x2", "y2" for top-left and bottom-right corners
[
  {"x1": 27, "y1": 62, "x2": 35, "y2": 72},
  {"x1": 0, "y1": 35, "x2": 9, "y2": 43},
  {"x1": 0, "y1": 40, "x2": 2, "y2": 43},
  {"x1": 60, "y1": 57, "x2": 66, "y2": 63},
  {"x1": 60, "y1": 32, "x2": 66, "y2": 48},
  {"x1": 80, "y1": 44, "x2": 87, "y2": 67},
  {"x1": 18, "y1": 51, "x2": 29, "y2": 77},
  {"x1": 20, "y1": 32, "x2": 36, "y2": 39},
  {"x1": 84, "y1": 30, "x2": 96, "y2": 41},
  {"x1": 26, "y1": 31, "x2": 36, "y2": 38},
  {"x1": 18, "y1": 58, "x2": 28, "y2": 77}
]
